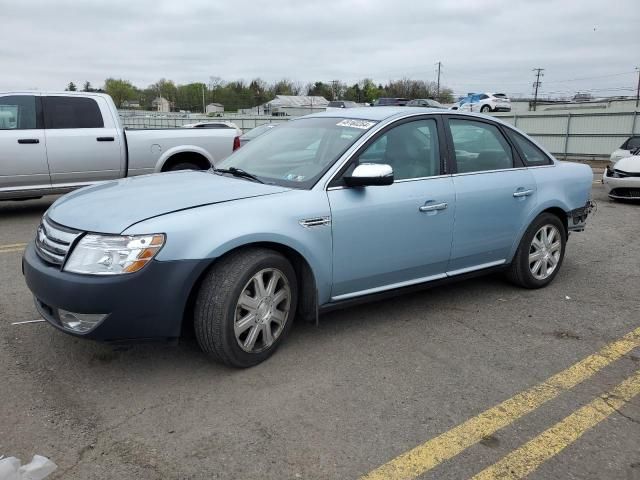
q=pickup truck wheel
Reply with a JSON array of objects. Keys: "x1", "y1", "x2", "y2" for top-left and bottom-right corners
[
  {"x1": 506, "y1": 213, "x2": 566, "y2": 289},
  {"x1": 168, "y1": 162, "x2": 200, "y2": 171},
  {"x1": 194, "y1": 248, "x2": 297, "y2": 368}
]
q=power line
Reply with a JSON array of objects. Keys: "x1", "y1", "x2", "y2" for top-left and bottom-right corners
[{"x1": 532, "y1": 68, "x2": 544, "y2": 111}]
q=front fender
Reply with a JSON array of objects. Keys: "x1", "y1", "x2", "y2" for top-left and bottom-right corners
[
  {"x1": 154, "y1": 145, "x2": 215, "y2": 172},
  {"x1": 123, "y1": 190, "x2": 334, "y2": 304}
]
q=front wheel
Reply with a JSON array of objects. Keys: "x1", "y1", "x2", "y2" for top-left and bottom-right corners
[
  {"x1": 507, "y1": 213, "x2": 566, "y2": 288},
  {"x1": 194, "y1": 248, "x2": 297, "y2": 368}
]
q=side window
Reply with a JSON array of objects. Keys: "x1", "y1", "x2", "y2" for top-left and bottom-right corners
[
  {"x1": 506, "y1": 130, "x2": 552, "y2": 166},
  {"x1": 356, "y1": 119, "x2": 440, "y2": 180},
  {"x1": 449, "y1": 119, "x2": 514, "y2": 173},
  {"x1": 0, "y1": 95, "x2": 39, "y2": 130},
  {"x1": 44, "y1": 96, "x2": 104, "y2": 129}
]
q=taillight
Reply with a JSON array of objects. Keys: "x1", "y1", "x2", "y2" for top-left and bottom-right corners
[{"x1": 233, "y1": 136, "x2": 240, "y2": 151}]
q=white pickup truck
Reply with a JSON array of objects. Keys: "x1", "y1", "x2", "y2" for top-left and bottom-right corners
[{"x1": 0, "y1": 92, "x2": 240, "y2": 200}]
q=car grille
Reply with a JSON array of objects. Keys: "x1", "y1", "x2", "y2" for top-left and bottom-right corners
[
  {"x1": 35, "y1": 216, "x2": 82, "y2": 266},
  {"x1": 610, "y1": 188, "x2": 640, "y2": 198}
]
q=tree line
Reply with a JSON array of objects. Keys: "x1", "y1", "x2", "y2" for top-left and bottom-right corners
[{"x1": 65, "y1": 77, "x2": 454, "y2": 112}]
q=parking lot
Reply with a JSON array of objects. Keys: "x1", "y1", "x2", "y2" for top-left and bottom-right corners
[{"x1": 1, "y1": 182, "x2": 638, "y2": 479}]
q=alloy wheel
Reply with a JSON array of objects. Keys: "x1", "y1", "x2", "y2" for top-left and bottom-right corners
[
  {"x1": 528, "y1": 224, "x2": 562, "y2": 280},
  {"x1": 234, "y1": 268, "x2": 291, "y2": 353}
]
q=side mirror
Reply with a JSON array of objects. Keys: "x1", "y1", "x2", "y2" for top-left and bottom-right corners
[{"x1": 344, "y1": 163, "x2": 394, "y2": 187}]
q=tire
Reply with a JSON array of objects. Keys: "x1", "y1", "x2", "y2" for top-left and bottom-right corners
[
  {"x1": 194, "y1": 248, "x2": 298, "y2": 368},
  {"x1": 168, "y1": 162, "x2": 200, "y2": 171},
  {"x1": 506, "y1": 213, "x2": 567, "y2": 289},
  {"x1": 480, "y1": 105, "x2": 491, "y2": 113}
]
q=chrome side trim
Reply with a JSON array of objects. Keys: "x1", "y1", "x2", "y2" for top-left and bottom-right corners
[
  {"x1": 327, "y1": 174, "x2": 451, "y2": 191},
  {"x1": 299, "y1": 216, "x2": 331, "y2": 228},
  {"x1": 446, "y1": 260, "x2": 506, "y2": 277},
  {"x1": 331, "y1": 260, "x2": 507, "y2": 302},
  {"x1": 330, "y1": 273, "x2": 447, "y2": 301}
]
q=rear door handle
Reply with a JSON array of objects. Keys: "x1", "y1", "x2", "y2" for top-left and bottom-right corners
[
  {"x1": 17, "y1": 138, "x2": 39, "y2": 144},
  {"x1": 419, "y1": 202, "x2": 448, "y2": 212},
  {"x1": 97, "y1": 136, "x2": 114, "y2": 142},
  {"x1": 513, "y1": 189, "x2": 534, "y2": 198}
]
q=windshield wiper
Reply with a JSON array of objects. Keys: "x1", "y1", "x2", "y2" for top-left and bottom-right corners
[{"x1": 214, "y1": 167, "x2": 264, "y2": 184}]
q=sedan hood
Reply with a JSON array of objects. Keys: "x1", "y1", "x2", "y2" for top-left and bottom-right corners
[
  {"x1": 613, "y1": 155, "x2": 640, "y2": 174},
  {"x1": 47, "y1": 171, "x2": 290, "y2": 233}
]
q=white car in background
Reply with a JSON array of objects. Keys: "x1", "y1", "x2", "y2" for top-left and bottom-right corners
[
  {"x1": 603, "y1": 148, "x2": 640, "y2": 201},
  {"x1": 609, "y1": 136, "x2": 640, "y2": 166},
  {"x1": 182, "y1": 121, "x2": 242, "y2": 136},
  {"x1": 458, "y1": 93, "x2": 511, "y2": 113}
]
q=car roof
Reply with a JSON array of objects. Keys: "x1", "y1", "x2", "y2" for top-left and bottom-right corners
[{"x1": 304, "y1": 106, "x2": 442, "y2": 121}]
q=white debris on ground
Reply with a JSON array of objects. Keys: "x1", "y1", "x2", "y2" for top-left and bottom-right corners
[{"x1": 0, "y1": 455, "x2": 57, "y2": 480}]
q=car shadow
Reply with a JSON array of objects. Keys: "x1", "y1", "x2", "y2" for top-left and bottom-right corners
[{"x1": 0, "y1": 196, "x2": 59, "y2": 218}]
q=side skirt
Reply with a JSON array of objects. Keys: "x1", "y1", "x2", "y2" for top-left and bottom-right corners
[{"x1": 319, "y1": 264, "x2": 509, "y2": 314}]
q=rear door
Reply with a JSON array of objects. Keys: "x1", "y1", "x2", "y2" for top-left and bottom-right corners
[
  {"x1": 0, "y1": 94, "x2": 50, "y2": 194},
  {"x1": 445, "y1": 116, "x2": 537, "y2": 274},
  {"x1": 44, "y1": 95, "x2": 123, "y2": 186}
]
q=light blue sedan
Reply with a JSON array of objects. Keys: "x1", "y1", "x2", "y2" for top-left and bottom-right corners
[{"x1": 23, "y1": 108, "x2": 593, "y2": 367}]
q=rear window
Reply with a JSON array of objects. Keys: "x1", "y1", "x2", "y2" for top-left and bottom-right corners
[
  {"x1": 44, "y1": 96, "x2": 104, "y2": 129},
  {"x1": 493, "y1": 93, "x2": 507, "y2": 98},
  {"x1": 506, "y1": 129, "x2": 552, "y2": 166},
  {"x1": 328, "y1": 101, "x2": 344, "y2": 107}
]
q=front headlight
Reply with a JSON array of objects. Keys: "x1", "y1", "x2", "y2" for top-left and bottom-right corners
[{"x1": 64, "y1": 234, "x2": 165, "y2": 275}]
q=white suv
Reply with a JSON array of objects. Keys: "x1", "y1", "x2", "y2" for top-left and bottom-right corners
[{"x1": 458, "y1": 93, "x2": 511, "y2": 113}]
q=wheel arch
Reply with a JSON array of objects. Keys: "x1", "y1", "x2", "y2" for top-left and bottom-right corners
[
  {"x1": 155, "y1": 145, "x2": 215, "y2": 172},
  {"x1": 507, "y1": 203, "x2": 570, "y2": 263},
  {"x1": 181, "y1": 240, "x2": 319, "y2": 336}
]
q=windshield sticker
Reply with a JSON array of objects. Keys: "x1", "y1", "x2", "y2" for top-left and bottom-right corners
[
  {"x1": 336, "y1": 119, "x2": 376, "y2": 130},
  {"x1": 286, "y1": 173, "x2": 306, "y2": 182}
]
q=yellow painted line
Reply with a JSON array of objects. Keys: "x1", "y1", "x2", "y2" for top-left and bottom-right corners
[
  {"x1": 0, "y1": 243, "x2": 27, "y2": 250},
  {"x1": 361, "y1": 326, "x2": 640, "y2": 480},
  {"x1": 0, "y1": 247, "x2": 26, "y2": 254},
  {"x1": 472, "y1": 369, "x2": 640, "y2": 480}
]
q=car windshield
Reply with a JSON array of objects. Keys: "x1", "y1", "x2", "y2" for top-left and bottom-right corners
[
  {"x1": 626, "y1": 137, "x2": 640, "y2": 150},
  {"x1": 216, "y1": 117, "x2": 376, "y2": 189}
]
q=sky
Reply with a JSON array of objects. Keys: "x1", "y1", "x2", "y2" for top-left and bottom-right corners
[{"x1": 1, "y1": 0, "x2": 638, "y2": 99}]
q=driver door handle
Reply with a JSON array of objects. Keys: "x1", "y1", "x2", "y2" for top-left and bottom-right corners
[{"x1": 419, "y1": 202, "x2": 448, "y2": 212}]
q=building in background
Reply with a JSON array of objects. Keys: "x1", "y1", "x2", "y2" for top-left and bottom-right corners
[
  {"x1": 152, "y1": 97, "x2": 171, "y2": 113},
  {"x1": 261, "y1": 95, "x2": 329, "y2": 116},
  {"x1": 121, "y1": 99, "x2": 141, "y2": 109},
  {"x1": 206, "y1": 103, "x2": 224, "y2": 114}
]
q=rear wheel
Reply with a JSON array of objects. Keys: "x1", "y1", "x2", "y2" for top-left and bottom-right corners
[
  {"x1": 507, "y1": 213, "x2": 566, "y2": 288},
  {"x1": 194, "y1": 248, "x2": 297, "y2": 368},
  {"x1": 480, "y1": 105, "x2": 491, "y2": 113}
]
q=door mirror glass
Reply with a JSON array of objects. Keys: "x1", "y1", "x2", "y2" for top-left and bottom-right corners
[{"x1": 344, "y1": 163, "x2": 394, "y2": 187}]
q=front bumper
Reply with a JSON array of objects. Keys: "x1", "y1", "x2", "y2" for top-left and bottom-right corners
[
  {"x1": 602, "y1": 169, "x2": 640, "y2": 199},
  {"x1": 22, "y1": 242, "x2": 208, "y2": 341}
]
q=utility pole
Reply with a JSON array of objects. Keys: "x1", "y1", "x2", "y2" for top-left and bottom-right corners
[
  {"x1": 202, "y1": 85, "x2": 206, "y2": 114},
  {"x1": 532, "y1": 68, "x2": 544, "y2": 111},
  {"x1": 635, "y1": 67, "x2": 639, "y2": 108},
  {"x1": 331, "y1": 80, "x2": 340, "y2": 100},
  {"x1": 435, "y1": 61, "x2": 442, "y2": 99}
]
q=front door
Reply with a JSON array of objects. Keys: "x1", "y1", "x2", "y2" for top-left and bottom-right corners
[
  {"x1": 445, "y1": 116, "x2": 537, "y2": 273},
  {"x1": 0, "y1": 94, "x2": 50, "y2": 195},
  {"x1": 328, "y1": 118, "x2": 455, "y2": 301}
]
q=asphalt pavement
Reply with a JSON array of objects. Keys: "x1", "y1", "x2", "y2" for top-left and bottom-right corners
[{"x1": 1, "y1": 183, "x2": 638, "y2": 480}]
